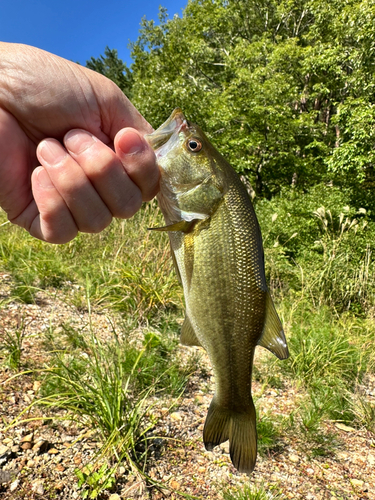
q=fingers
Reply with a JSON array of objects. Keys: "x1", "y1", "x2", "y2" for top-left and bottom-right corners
[
  {"x1": 37, "y1": 138, "x2": 113, "y2": 235},
  {"x1": 30, "y1": 167, "x2": 78, "y2": 244},
  {"x1": 31, "y1": 128, "x2": 158, "y2": 244},
  {"x1": 114, "y1": 128, "x2": 159, "y2": 201}
]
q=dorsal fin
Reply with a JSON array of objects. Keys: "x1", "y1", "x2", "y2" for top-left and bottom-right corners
[
  {"x1": 180, "y1": 315, "x2": 202, "y2": 347},
  {"x1": 257, "y1": 292, "x2": 289, "y2": 360}
]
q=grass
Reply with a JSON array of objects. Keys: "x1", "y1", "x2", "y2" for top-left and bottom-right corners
[
  {"x1": 1, "y1": 196, "x2": 375, "y2": 497},
  {"x1": 0, "y1": 315, "x2": 27, "y2": 371},
  {"x1": 0, "y1": 202, "x2": 182, "y2": 320},
  {"x1": 222, "y1": 484, "x2": 286, "y2": 500},
  {"x1": 10, "y1": 313, "x2": 197, "y2": 498}
]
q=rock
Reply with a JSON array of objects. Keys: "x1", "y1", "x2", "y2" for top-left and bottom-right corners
[
  {"x1": 351, "y1": 479, "x2": 364, "y2": 488},
  {"x1": 117, "y1": 466, "x2": 126, "y2": 477},
  {"x1": 33, "y1": 381, "x2": 41, "y2": 392},
  {"x1": 11, "y1": 445, "x2": 20, "y2": 453},
  {"x1": 109, "y1": 495, "x2": 121, "y2": 500},
  {"x1": 289, "y1": 454, "x2": 299, "y2": 463},
  {"x1": 0, "y1": 470, "x2": 12, "y2": 484},
  {"x1": 0, "y1": 444, "x2": 10, "y2": 456},
  {"x1": 0, "y1": 445, "x2": 11, "y2": 465},
  {"x1": 21, "y1": 433, "x2": 34, "y2": 443},
  {"x1": 335, "y1": 423, "x2": 356, "y2": 432},
  {"x1": 219, "y1": 442, "x2": 230, "y2": 454},
  {"x1": 170, "y1": 479, "x2": 181, "y2": 490},
  {"x1": 32, "y1": 480, "x2": 45, "y2": 495},
  {"x1": 55, "y1": 481, "x2": 65, "y2": 491},
  {"x1": 21, "y1": 442, "x2": 32, "y2": 450},
  {"x1": 33, "y1": 440, "x2": 50, "y2": 454},
  {"x1": 170, "y1": 412, "x2": 183, "y2": 421},
  {"x1": 9, "y1": 479, "x2": 20, "y2": 492},
  {"x1": 48, "y1": 448, "x2": 59, "y2": 455}
]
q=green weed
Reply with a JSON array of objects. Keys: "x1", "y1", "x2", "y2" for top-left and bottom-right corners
[
  {"x1": 256, "y1": 412, "x2": 281, "y2": 456},
  {"x1": 222, "y1": 483, "x2": 285, "y2": 500},
  {"x1": 0, "y1": 314, "x2": 28, "y2": 371},
  {"x1": 75, "y1": 463, "x2": 117, "y2": 499}
]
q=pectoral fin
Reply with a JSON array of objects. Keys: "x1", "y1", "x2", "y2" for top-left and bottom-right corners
[
  {"x1": 258, "y1": 292, "x2": 289, "y2": 360},
  {"x1": 180, "y1": 315, "x2": 202, "y2": 347},
  {"x1": 148, "y1": 220, "x2": 196, "y2": 233}
]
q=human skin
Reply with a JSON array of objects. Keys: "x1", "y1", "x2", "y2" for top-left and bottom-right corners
[{"x1": 0, "y1": 43, "x2": 159, "y2": 244}]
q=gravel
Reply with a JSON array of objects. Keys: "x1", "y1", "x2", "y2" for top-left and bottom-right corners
[{"x1": 1, "y1": 283, "x2": 375, "y2": 499}]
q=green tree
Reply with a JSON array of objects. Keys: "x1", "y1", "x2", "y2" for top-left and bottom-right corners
[
  {"x1": 128, "y1": 0, "x2": 375, "y2": 205},
  {"x1": 86, "y1": 47, "x2": 133, "y2": 97}
]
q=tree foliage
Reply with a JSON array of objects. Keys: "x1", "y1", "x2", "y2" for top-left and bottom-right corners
[
  {"x1": 86, "y1": 47, "x2": 133, "y2": 97},
  {"x1": 125, "y1": 0, "x2": 375, "y2": 203},
  {"x1": 86, "y1": 1, "x2": 375, "y2": 312}
]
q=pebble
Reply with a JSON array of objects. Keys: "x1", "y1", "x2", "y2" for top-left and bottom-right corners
[
  {"x1": 109, "y1": 495, "x2": 121, "y2": 500},
  {"x1": 335, "y1": 423, "x2": 356, "y2": 432},
  {"x1": 351, "y1": 479, "x2": 364, "y2": 487},
  {"x1": 9, "y1": 479, "x2": 20, "y2": 492},
  {"x1": 0, "y1": 444, "x2": 10, "y2": 456},
  {"x1": 21, "y1": 433, "x2": 34, "y2": 442},
  {"x1": 117, "y1": 466, "x2": 126, "y2": 477},
  {"x1": 289, "y1": 454, "x2": 299, "y2": 463},
  {"x1": 170, "y1": 479, "x2": 181, "y2": 489},
  {"x1": 31, "y1": 480, "x2": 45, "y2": 495},
  {"x1": 219, "y1": 442, "x2": 229, "y2": 454},
  {"x1": 170, "y1": 412, "x2": 183, "y2": 421},
  {"x1": 0, "y1": 445, "x2": 11, "y2": 465},
  {"x1": 21, "y1": 442, "x2": 32, "y2": 450},
  {"x1": 48, "y1": 448, "x2": 59, "y2": 454}
]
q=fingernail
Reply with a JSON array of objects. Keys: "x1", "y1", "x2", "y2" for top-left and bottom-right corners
[
  {"x1": 36, "y1": 168, "x2": 54, "y2": 189},
  {"x1": 38, "y1": 140, "x2": 67, "y2": 165},
  {"x1": 118, "y1": 130, "x2": 145, "y2": 156},
  {"x1": 65, "y1": 129, "x2": 96, "y2": 155}
]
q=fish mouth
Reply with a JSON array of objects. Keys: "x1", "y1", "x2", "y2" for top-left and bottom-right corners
[{"x1": 145, "y1": 108, "x2": 188, "y2": 151}]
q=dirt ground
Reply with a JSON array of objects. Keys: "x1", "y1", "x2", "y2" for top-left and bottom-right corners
[{"x1": 0, "y1": 277, "x2": 374, "y2": 499}]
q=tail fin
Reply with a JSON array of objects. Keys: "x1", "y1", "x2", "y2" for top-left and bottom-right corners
[{"x1": 203, "y1": 397, "x2": 257, "y2": 474}]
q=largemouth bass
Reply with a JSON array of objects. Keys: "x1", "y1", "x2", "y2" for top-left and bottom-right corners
[{"x1": 146, "y1": 109, "x2": 288, "y2": 474}]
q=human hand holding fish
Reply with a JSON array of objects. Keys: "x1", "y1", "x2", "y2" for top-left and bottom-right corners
[
  {"x1": 146, "y1": 109, "x2": 289, "y2": 474},
  {"x1": 0, "y1": 42, "x2": 159, "y2": 244}
]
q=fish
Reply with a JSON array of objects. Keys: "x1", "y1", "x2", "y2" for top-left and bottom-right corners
[{"x1": 146, "y1": 109, "x2": 288, "y2": 474}]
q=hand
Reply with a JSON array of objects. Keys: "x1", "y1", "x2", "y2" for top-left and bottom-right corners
[{"x1": 0, "y1": 43, "x2": 159, "y2": 243}]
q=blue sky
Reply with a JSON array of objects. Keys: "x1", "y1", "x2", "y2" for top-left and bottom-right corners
[{"x1": 0, "y1": 0, "x2": 188, "y2": 67}]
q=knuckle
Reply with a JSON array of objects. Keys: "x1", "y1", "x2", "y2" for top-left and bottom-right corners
[
  {"x1": 79, "y1": 211, "x2": 112, "y2": 234},
  {"x1": 115, "y1": 190, "x2": 143, "y2": 219}
]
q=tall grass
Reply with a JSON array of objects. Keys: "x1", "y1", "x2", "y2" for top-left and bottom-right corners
[
  {"x1": 0, "y1": 203, "x2": 182, "y2": 320},
  {"x1": 258, "y1": 184, "x2": 375, "y2": 313}
]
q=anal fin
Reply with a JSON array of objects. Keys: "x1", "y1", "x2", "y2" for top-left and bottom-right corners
[{"x1": 257, "y1": 292, "x2": 289, "y2": 360}]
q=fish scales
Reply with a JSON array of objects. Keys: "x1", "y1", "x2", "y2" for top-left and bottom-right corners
[{"x1": 146, "y1": 109, "x2": 289, "y2": 474}]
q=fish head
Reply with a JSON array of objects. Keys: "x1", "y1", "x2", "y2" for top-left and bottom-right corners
[{"x1": 146, "y1": 109, "x2": 227, "y2": 225}]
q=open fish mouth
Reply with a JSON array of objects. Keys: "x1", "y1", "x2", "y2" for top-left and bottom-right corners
[{"x1": 145, "y1": 108, "x2": 188, "y2": 156}]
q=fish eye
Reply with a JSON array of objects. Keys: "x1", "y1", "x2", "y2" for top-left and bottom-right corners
[{"x1": 187, "y1": 139, "x2": 202, "y2": 152}]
